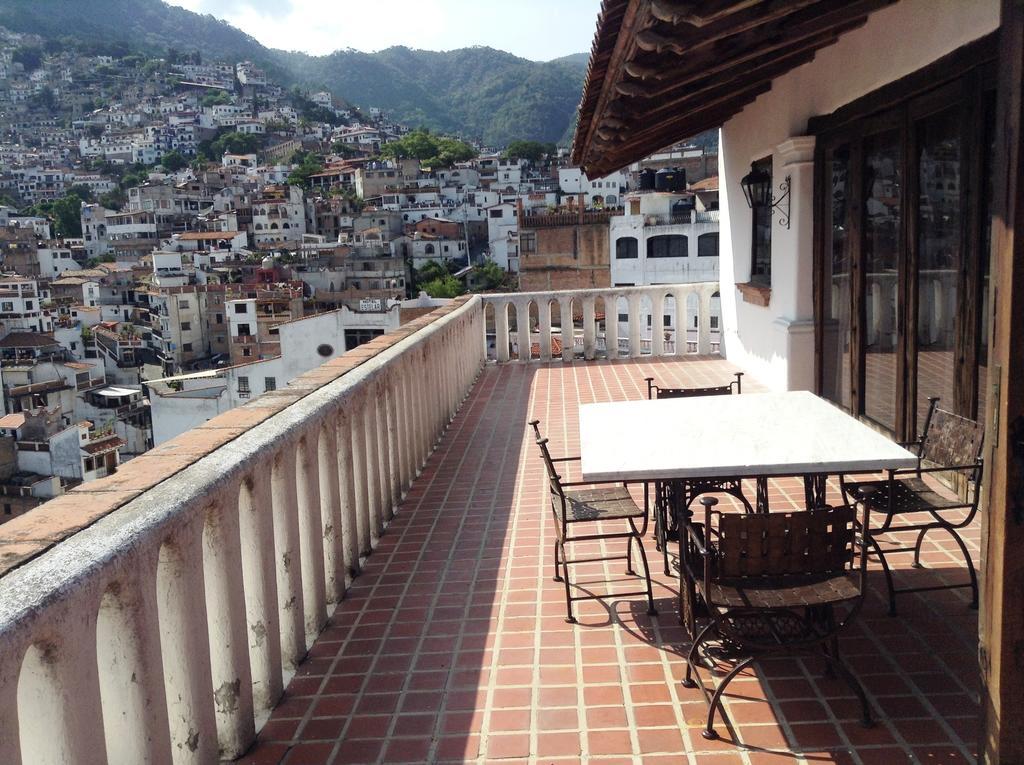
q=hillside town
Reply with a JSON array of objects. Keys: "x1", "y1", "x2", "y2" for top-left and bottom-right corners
[{"x1": 0, "y1": 25, "x2": 719, "y2": 522}]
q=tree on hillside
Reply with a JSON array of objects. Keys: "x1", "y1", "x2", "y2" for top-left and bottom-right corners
[
  {"x1": 160, "y1": 150, "x2": 187, "y2": 171},
  {"x1": 27, "y1": 187, "x2": 91, "y2": 238},
  {"x1": 502, "y1": 140, "x2": 557, "y2": 162},
  {"x1": 472, "y1": 259, "x2": 514, "y2": 291},
  {"x1": 421, "y1": 274, "x2": 466, "y2": 299},
  {"x1": 12, "y1": 46, "x2": 43, "y2": 72},
  {"x1": 379, "y1": 129, "x2": 476, "y2": 168},
  {"x1": 287, "y1": 151, "x2": 324, "y2": 189},
  {"x1": 200, "y1": 90, "x2": 232, "y2": 108}
]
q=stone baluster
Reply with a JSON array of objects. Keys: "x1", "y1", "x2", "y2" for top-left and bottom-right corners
[
  {"x1": 515, "y1": 299, "x2": 531, "y2": 361},
  {"x1": 558, "y1": 298, "x2": 573, "y2": 362},
  {"x1": 348, "y1": 402, "x2": 372, "y2": 558},
  {"x1": 651, "y1": 292, "x2": 665, "y2": 356},
  {"x1": 157, "y1": 528, "x2": 219, "y2": 765},
  {"x1": 316, "y1": 421, "x2": 345, "y2": 603},
  {"x1": 604, "y1": 293, "x2": 620, "y2": 359},
  {"x1": 201, "y1": 490, "x2": 256, "y2": 758},
  {"x1": 538, "y1": 299, "x2": 552, "y2": 361},
  {"x1": 238, "y1": 468, "x2": 283, "y2": 716},
  {"x1": 363, "y1": 398, "x2": 383, "y2": 542},
  {"x1": 336, "y1": 410, "x2": 361, "y2": 578},
  {"x1": 294, "y1": 436, "x2": 327, "y2": 645},
  {"x1": 582, "y1": 295, "x2": 596, "y2": 359},
  {"x1": 494, "y1": 300, "x2": 510, "y2": 362},
  {"x1": 627, "y1": 293, "x2": 643, "y2": 358},
  {"x1": 698, "y1": 287, "x2": 713, "y2": 355},
  {"x1": 270, "y1": 449, "x2": 306, "y2": 671}
]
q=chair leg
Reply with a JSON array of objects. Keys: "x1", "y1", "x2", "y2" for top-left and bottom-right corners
[
  {"x1": 944, "y1": 526, "x2": 980, "y2": 609},
  {"x1": 822, "y1": 649, "x2": 874, "y2": 728},
  {"x1": 552, "y1": 540, "x2": 561, "y2": 582},
  {"x1": 559, "y1": 542, "x2": 575, "y2": 624},
  {"x1": 703, "y1": 656, "x2": 755, "y2": 740},
  {"x1": 911, "y1": 527, "x2": 930, "y2": 568},
  {"x1": 867, "y1": 533, "x2": 898, "y2": 616},
  {"x1": 632, "y1": 531, "x2": 657, "y2": 616},
  {"x1": 625, "y1": 535, "x2": 635, "y2": 576},
  {"x1": 682, "y1": 619, "x2": 716, "y2": 689}
]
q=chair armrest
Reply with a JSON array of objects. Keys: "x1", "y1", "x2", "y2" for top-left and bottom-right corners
[
  {"x1": 893, "y1": 463, "x2": 980, "y2": 476},
  {"x1": 550, "y1": 456, "x2": 581, "y2": 463},
  {"x1": 682, "y1": 521, "x2": 711, "y2": 556}
]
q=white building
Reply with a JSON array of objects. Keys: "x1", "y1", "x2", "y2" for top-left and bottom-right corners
[
  {"x1": 484, "y1": 202, "x2": 518, "y2": 272},
  {"x1": 148, "y1": 304, "x2": 409, "y2": 444}
]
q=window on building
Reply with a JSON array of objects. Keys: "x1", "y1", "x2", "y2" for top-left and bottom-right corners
[
  {"x1": 489, "y1": 209, "x2": 503, "y2": 218},
  {"x1": 215, "y1": 313, "x2": 223, "y2": 324},
  {"x1": 24, "y1": 300, "x2": 33, "y2": 310},
  {"x1": 710, "y1": 316, "x2": 720, "y2": 330},
  {"x1": 242, "y1": 348, "x2": 252, "y2": 357},
  {"x1": 234, "y1": 303, "x2": 247, "y2": 314},
  {"x1": 238, "y1": 376, "x2": 250, "y2": 396},
  {"x1": 180, "y1": 321, "x2": 191, "y2": 331},
  {"x1": 182, "y1": 343, "x2": 192, "y2": 352},
  {"x1": 0, "y1": 302, "x2": 12, "y2": 312},
  {"x1": 615, "y1": 237, "x2": 638, "y2": 259},
  {"x1": 3, "y1": 504, "x2": 10, "y2": 515},
  {"x1": 697, "y1": 232, "x2": 719, "y2": 257},
  {"x1": 664, "y1": 314, "x2": 672, "y2": 327},
  {"x1": 647, "y1": 235, "x2": 688, "y2": 258},
  {"x1": 264, "y1": 377, "x2": 276, "y2": 392},
  {"x1": 344, "y1": 328, "x2": 384, "y2": 351},
  {"x1": 750, "y1": 156, "x2": 773, "y2": 284},
  {"x1": 520, "y1": 233, "x2": 536, "y2": 253},
  {"x1": 178, "y1": 300, "x2": 189, "y2": 309}
]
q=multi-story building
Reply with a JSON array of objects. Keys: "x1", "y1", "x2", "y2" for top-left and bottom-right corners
[{"x1": 517, "y1": 210, "x2": 615, "y2": 292}]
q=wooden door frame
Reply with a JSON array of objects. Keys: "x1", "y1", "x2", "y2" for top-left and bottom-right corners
[{"x1": 979, "y1": 2, "x2": 1024, "y2": 763}]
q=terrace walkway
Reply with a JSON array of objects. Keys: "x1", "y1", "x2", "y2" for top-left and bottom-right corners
[{"x1": 240, "y1": 357, "x2": 980, "y2": 765}]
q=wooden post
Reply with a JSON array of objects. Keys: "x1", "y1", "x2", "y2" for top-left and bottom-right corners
[{"x1": 979, "y1": 2, "x2": 1024, "y2": 763}]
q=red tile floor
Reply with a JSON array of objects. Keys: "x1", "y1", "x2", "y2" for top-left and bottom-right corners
[{"x1": 239, "y1": 357, "x2": 980, "y2": 764}]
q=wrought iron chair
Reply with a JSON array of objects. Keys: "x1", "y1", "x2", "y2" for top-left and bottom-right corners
[
  {"x1": 840, "y1": 397, "x2": 984, "y2": 615},
  {"x1": 680, "y1": 495, "x2": 873, "y2": 740},
  {"x1": 643, "y1": 372, "x2": 752, "y2": 576},
  {"x1": 529, "y1": 418, "x2": 657, "y2": 624}
]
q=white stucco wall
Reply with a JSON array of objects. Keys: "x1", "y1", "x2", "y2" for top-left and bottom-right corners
[{"x1": 718, "y1": 0, "x2": 1000, "y2": 391}]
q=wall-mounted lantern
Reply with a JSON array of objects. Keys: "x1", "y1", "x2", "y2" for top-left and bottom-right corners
[{"x1": 740, "y1": 164, "x2": 791, "y2": 229}]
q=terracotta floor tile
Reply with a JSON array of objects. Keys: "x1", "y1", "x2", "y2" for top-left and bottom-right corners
[{"x1": 241, "y1": 359, "x2": 982, "y2": 765}]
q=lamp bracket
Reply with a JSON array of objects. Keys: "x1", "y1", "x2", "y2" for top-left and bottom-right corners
[{"x1": 772, "y1": 176, "x2": 791, "y2": 229}]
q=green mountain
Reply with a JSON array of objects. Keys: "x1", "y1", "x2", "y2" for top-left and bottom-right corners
[{"x1": 0, "y1": 0, "x2": 588, "y2": 146}]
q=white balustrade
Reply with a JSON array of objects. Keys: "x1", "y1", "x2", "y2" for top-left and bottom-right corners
[
  {"x1": 0, "y1": 296, "x2": 485, "y2": 765},
  {"x1": 481, "y1": 283, "x2": 719, "y2": 363}
]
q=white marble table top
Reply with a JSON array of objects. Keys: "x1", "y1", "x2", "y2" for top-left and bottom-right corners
[{"x1": 579, "y1": 391, "x2": 918, "y2": 483}]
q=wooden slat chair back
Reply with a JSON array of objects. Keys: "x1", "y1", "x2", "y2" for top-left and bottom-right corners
[{"x1": 716, "y1": 506, "x2": 856, "y2": 581}]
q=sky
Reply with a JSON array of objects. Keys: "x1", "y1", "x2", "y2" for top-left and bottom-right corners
[{"x1": 165, "y1": 0, "x2": 603, "y2": 61}]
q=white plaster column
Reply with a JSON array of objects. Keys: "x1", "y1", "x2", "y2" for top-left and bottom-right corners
[
  {"x1": 515, "y1": 299, "x2": 531, "y2": 361},
  {"x1": 295, "y1": 436, "x2": 327, "y2": 644},
  {"x1": 605, "y1": 292, "x2": 620, "y2": 359},
  {"x1": 494, "y1": 300, "x2": 510, "y2": 362},
  {"x1": 157, "y1": 528, "x2": 218, "y2": 765},
  {"x1": 270, "y1": 449, "x2": 306, "y2": 670},
  {"x1": 335, "y1": 410, "x2": 361, "y2": 578},
  {"x1": 773, "y1": 135, "x2": 818, "y2": 391},
  {"x1": 558, "y1": 298, "x2": 573, "y2": 362},
  {"x1": 651, "y1": 292, "x2": 665, "y2": 356},
  {"x1": 317, "y1": 421, "x2": 345, "y2": 603},
  {"x1": 98, "y1": 559, "x2": 174, "y2": 765},
  {"x1": 201, "y1": 495, "x2": 256, "y2": 758},
  {"x1": 348, "y1": 402, "x2": 372, "y2": 557},
  {"x1": 363, "y1": 393, "x2": 383, "y2": 542},
  {"x1": 698, "y1": 287, "x2": 713, "y2": 355},
  {"x1": 538, "y1": 299, "x2": 552, "y2": 361},
  {"x1": 582, "y1": 295, "x2": 596, "y2": 359},
  {"x1": 627, "y1": 293, "x2": 643, "y2": 358},
  {"x1": 237, "y1": 468, "x2": 283, "y2": 718}
]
